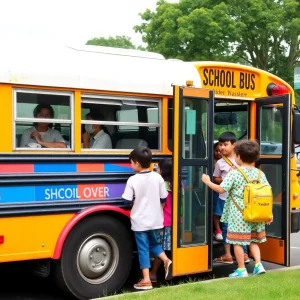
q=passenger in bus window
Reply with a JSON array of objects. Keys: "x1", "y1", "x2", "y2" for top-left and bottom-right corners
[
  {"x1": 82, "y1": 112, "x2": 112, "y2": 149},
  {"x1": 20, "y1": 103, "x2": 67, "y2": 148}
]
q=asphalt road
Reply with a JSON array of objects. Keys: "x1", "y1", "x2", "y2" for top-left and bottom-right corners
[{"x1": 0, "y1": 232, "x2": 299, "y2": 300}]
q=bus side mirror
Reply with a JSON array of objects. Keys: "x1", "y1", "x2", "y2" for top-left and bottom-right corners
[
  {"x1": 293, "y1": 111, "x2": 300, "y2": 144},
  {"x1": 214, "y1": 112, "x2": 237, "y2": 125}
]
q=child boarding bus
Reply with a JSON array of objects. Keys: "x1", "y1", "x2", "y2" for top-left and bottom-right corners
[{"x1": 0, "y1": 44, "x2": 299, "y2": 299}]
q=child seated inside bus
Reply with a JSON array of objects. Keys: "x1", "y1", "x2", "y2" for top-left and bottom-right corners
[
  {"x1": 202, "y1": 140, "x2": 272, "y2": 277},
  {"x1": 149, "y1": 158, "x2": 173, "y2": 283},
  {"x1": 213, "y1": 142, "x2": 223, "y2": 241},
  {"x1": 82, "y1": 112, "x2": 112, "y2": 149},
  {"x1": 213, "y1": 132, "x2": 249, "y2": 264},
  {"x1": 122, "y1": 147, "x2": 172, "y2": 290},
  {"x1": 20, "y1": 103, "x2": 67, "y2": 148}
]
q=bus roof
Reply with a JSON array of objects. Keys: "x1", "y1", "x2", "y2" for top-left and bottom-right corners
[{"x1": 0, "y1": 44, "x2": 201, "y2": 95}]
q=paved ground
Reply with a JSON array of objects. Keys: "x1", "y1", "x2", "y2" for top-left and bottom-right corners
[{"x1": 0, "y1": 232, "x2": 299, "y2": 300}]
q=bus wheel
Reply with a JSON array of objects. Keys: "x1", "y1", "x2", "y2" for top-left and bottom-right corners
[{"x1": 54, "y1": 215, "x2": 133, "y2": 300}]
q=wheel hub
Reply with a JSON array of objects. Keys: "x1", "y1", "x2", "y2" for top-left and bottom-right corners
[{"x1": 77, "y1": 235, "x2": 118, "y2": 284}]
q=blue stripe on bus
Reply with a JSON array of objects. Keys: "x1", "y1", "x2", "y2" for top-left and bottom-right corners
[
  {"x1": 34, "y1": 163, "x2": 77, "y2": 173},
  {"x1": 36, "y1": 185, "x2": 78, "y2": 201},
  {"x1": 104, "y1": 164, "x2": 133, "y2": 172},
  {"x1": 0, "y1": 186, "x2": 35, "y2": 203}
]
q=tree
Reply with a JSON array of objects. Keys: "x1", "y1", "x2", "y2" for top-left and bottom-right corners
[
  {"x1": 135, "y1": 0, "x2": 300, "y2": 102},
  {"x1": 86, "y1": 35, "x2": 137, "y2": 49}
]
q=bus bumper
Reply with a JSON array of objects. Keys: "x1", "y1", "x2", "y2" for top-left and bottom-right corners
[{"x1": 291, "y1": 210, "x2": 300, "y2": 233}]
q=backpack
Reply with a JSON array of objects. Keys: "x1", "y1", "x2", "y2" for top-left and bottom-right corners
[
  {"x1": 232, "y1": 168, "x2": 273, "y2": 223},
  {"x1": 222, "y1": 156, "x2": 273, "y2": 223}
]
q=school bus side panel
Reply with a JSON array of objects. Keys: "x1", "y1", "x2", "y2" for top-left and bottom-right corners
[
  {"x1": 0, "y1": 85, "x2": 13, "y2": 152},
  {"x1": 0, "y1": 214, "x2": 73, "y2": 262}
]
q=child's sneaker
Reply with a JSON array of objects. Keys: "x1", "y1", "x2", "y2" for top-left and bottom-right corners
[
  {"x1": 213, "y1": 230, "x2": 223, "y2": 241},
  {"x1": 229, "y1": 268, "x2": 248, "y2": 278},
  {"x1": 253, "y1": 263, "x2": 266, "y2": 276},
  {"x1": 133, "y1": 280, "x2": 153, "y2": 290}
]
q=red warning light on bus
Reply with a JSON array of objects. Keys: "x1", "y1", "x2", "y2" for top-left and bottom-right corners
[{"x1": 267, "y1": 83, "x2": 289, "y2": 96}]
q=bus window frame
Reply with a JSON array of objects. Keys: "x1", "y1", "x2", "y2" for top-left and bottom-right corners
[
  {"x1": 255, "y1": 94, "x2": 291, "y2": 266},
  {"x1": 81, "y1": 94, "x2": 162, "y2": 151},
  {"x1": 13, "y1": 88, "x2": 74, "y2": 151}
]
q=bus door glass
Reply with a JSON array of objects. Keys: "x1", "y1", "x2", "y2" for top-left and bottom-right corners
[
  {"x1": 172, "y1": 86, "x2": 214, "y2": 276},
  {"x1": 255, "y1": 94, "x2": 291, "y2": 266}
]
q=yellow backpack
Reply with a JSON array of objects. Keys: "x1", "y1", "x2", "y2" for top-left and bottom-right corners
[{"x1": 232, "y1": 168, "x2": 273, "y2": 223}]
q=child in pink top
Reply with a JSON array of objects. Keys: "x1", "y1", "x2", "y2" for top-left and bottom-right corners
[{"x1": 150, "y1": 158, "x2": 172, "y2": 282}]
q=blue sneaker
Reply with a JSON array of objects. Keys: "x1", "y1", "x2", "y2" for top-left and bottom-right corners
[
  {"x1": 253, "y1": 263, "x2": 266, "y2": 276},
  {"x1": 229, "y1": 268, "x2": 248, "y2": 278}
]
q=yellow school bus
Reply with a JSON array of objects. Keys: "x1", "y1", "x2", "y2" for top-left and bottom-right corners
[
  {"x1": 0, "y1": 44, "x2": 299, "y2": 299},
  {"x1": 172, "y1": 62, "x2": 300, "y2": 277}
]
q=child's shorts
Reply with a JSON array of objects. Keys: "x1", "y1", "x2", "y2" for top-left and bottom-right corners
[
  {"x1": 213, "y1": 193, "x2": 225, "y2": 216},
  {"x1": 160, "y1": 226, "x2": 171, "y2": 251}
]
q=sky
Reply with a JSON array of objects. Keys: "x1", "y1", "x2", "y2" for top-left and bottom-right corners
[{"x1": 0, "y1": 0, "x2": 178, "y2": 47}]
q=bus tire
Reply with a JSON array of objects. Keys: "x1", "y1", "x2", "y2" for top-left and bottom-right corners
[{"x1": 53, "y1": 215, "x2": 133, "y2": 300}]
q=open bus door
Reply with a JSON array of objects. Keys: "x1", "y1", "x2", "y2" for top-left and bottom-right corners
[
  {"x1": 171, "y1": 86, "x2": 214, "y2": 276},
  {"x1": 255, "y1": 94, "x2": 291, "y2": 266}
]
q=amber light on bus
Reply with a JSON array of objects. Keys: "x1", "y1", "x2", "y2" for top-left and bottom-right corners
[
  {"x1": 267, "y1": 83, "x2": 289, "y2": 96},
  {"x1": 186, "y1": 80, "x2": 194, "y2": 86}
]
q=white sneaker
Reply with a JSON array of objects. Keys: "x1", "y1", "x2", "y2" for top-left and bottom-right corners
[
  {"x1": 229, "y1": 268, "x2": 248, "y2": 278},
  {"x1": 214, "y1": 232, "x2": 223, "y2": 241},
  {"x1": 253, "y1": 263, "x2": 266, "y2": 276}
]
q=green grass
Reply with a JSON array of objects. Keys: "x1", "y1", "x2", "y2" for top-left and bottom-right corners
[{"x1": 98, "y1": 269, "x2": 300, "y2": 300}]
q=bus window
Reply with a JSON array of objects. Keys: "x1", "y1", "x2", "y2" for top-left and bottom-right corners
[
  {"x1": 182, "y1": 97, "x2": 207, "y2": 159},
  {"x1": 14, "y1": 89, "x2": 73, "y2": 150},
  {"x1": 213, "y1": 101, "x2": 248, "y2": 141},
  {"x1": 168, "y1": 98, "x2": 208, "y2": 156},
  {"x1": 81, "y1": 94, "x2": 161, "y2": 150},
  {"x1": 260, "y1": 105, "x2": 283, "y2": 155},
  {"x1": 259, "y1": 104, "x2": 284, "y2": 239},
  {"x1": 116, "y1": 109, "x2": 139, "y2": 131},
  {"x1": 147, "y1": 107, "x2": 159, "y2": 131}
]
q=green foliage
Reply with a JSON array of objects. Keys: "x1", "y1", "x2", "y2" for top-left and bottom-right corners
[
  {"x1": 86, "y1": 35, "x2": 137, "y2": 49},
  {"x1": 135, "y1": 0, "x2": 300, "y2": 88}
]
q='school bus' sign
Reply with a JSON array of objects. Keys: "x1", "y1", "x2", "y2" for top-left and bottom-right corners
[{"x1": 196, "y1": 66, "x2": 261, "y2": 99}]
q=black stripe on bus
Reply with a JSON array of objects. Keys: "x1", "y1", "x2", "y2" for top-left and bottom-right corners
[
  {"x1": 0, "y1": 199, "x2": 131, "y2": 217},
  {"x1": 0, "y1": 154, "x2": 171, "y2": 163}
]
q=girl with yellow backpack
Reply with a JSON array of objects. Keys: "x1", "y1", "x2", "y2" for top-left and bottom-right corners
[{"x1": 202, "y1": 140, "x2": 273, "y2": 278}]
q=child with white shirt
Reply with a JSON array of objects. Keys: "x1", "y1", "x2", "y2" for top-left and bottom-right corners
[{"x1": 122, "y1": 147, "x2": 172, "y2": 290}]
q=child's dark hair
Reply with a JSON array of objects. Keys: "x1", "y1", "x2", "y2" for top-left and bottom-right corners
[
  {"x1": 214, "y1": 141, "x2": 219, "y2": 150},
  {"x1": 33, "y1": 103, "x2": 54, "y2": 118},
  {"x1": 86, "y1": 111, "x2": 105, "y2": 122},
  {"x1": 234, "y1": 140, "x2": 260, "y2": 163},
  {"x1": 158, "y1": 158, "x2": 173, "y2": 182},
  {"x1": 86, "y1": 111, "x2": 110, "y2": 134},
  {"x1": 129, "y1": 147, "x2": 152, "y2": 168},
  {"x1": 218, "y1": 131, "x2": 236, "y2": 144},
  {"x1": 33, "y1": 103, "x2": 54, "y2": 128}
]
